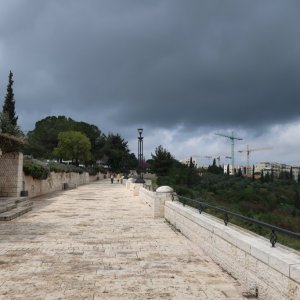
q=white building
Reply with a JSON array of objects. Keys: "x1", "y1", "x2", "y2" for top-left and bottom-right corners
[
  {"x1": 255, "y1": 162, "x2": 300, "y2": 181},
  {"x1": 223, "y1": 165, "x2": 247, "y2": 175},
  {"x1": 180, "y1": 158, "x2": 196, "y2": 167}
]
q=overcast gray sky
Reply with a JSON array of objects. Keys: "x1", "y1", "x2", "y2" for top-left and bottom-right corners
[{"x1": 0, "y1": 0, "x2": 300, "y2": 166}]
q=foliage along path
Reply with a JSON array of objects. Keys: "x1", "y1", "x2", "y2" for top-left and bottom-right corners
[{"x1": 0, "y1": 180, "x2": 246, "y2": 299}]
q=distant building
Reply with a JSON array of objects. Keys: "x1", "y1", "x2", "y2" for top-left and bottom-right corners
[
  {"x1": 223, "y1": 165, "x2": 247, "y2": 176},
  {"x1": 255, "y1": 162, "x2": 300, "y2": 181},
  {"x1": 180, "y1": 158, "x2": 196, "y2": 167}
]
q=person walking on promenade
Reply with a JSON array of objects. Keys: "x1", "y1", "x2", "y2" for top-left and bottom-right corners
[
  {"x1": 110, "y1": 173, "x2": 114, "y2": 184},
  {"x1": 116, "y1": 173, "x2": 121, "y2": 183}
]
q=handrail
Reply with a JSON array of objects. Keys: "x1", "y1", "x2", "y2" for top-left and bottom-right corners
[{"x1": 174, "y1": 194, "x2": 300, "y2": 247}]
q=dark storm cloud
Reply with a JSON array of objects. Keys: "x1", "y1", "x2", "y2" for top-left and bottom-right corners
[{"x1": 1, "y1": 0, "x2": 300, "y2": 133}]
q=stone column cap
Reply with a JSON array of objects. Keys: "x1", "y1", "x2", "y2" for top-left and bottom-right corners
[{"x1": 156, "y1": 186, "x2": 174, "y2": 193}]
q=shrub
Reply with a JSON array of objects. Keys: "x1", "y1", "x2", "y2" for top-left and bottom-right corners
[
  {"x1": 48, "y1": 162, "x2": 85, "y2": 174},
  {"x1": 23, "y1": 159, "x2": 50, "y2": 180},
  {"x1": 85, "y1": 165, "x2": 106, "y2": 176}
]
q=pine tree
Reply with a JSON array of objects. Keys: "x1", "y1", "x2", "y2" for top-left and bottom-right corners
[
  {"x1": 189, "y1": 156, "x2": 193, "y2": 168},
  {"x1": 2, "y1": 71, "x2": 18, "y2": 126},
  {"x1": 260, "y1": 171, "x2": 264, "y2": 183}
]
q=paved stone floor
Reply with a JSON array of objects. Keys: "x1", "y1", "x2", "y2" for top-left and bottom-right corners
[{"x1": 0, "y1": 180, "x2": 246, "y2": 300}]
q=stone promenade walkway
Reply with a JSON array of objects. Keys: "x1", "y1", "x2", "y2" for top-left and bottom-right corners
[{"x1": 0, "y1": 180, "x2": 246, "y2": 300}]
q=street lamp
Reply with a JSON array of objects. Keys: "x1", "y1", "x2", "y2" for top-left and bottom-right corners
[{"x1": 135, "y1": 128, "x2": 145, "y2": 183}]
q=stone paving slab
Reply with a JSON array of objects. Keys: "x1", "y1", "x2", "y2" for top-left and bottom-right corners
[{"x1": 0, "y1": 180, "x2": 247, "y2": 299}]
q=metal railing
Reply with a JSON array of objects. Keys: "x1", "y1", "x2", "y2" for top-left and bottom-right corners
[{"x1": 173, "y1": 194, "x2": 300, "y2": 247}]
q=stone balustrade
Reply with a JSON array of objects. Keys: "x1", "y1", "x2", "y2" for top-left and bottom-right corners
[{"x1": 126, "y1": 181, "x2": 300, "y2": 300}]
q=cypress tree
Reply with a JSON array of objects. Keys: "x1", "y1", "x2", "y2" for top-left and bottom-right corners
[
  {"x1": 260, "y1": 171, "x2": 264, "y2": 183},
  {"x1": 189, "y1": 156, "x2": 193, "y2": 168},
  {"x1": 271, "y1": 169, "x2": 274, "y2": 182},
  {"x1": 2, "y1": 71, "x2": 18, "y2": 126},
  {"x1": 290, "y1": 167, "x2": 293, "y2": 181}
]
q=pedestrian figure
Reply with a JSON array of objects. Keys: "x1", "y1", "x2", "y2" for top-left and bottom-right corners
[
  {"x1": 110, "y1": 174, "x2": 114, "y2": 184},
  {"x1": 116, "y1": 173, "x2": 120, "y2": 183}
]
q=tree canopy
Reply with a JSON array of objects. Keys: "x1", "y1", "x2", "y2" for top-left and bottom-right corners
[
  {"x1": 24, "y1": 116, "x2": 105, "y2": 161},
  {"x1": 149, "y1": 145, "x2": 174, "y2": 176},
  {"x1": 24, "y1": 115, "x2": 136, "y2": 171},
  {"x1": 101, "y1": 133, "x2": 134, "y2": 172},
  {"x1": 53, "y1": 131, "x2": 91, "y2": 166}
]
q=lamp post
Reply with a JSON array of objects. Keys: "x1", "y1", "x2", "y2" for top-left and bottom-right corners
[{"x1": 135, "y1": 128, "x2": 145, "y2": 183}]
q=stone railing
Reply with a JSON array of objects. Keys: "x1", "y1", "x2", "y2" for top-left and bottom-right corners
[
  {"x1": 124, "y1": 181, "x2": 300, "y2": 300},
  {"x1": 123, "y1": 179, "x2": 173, "y2": 217}
]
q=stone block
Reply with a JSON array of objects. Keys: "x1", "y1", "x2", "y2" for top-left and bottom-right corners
[
  {"x1": 250, "y1": 243, "x2": 270, "y2": 265},
  {"x1": 290, "y1": 264, "x2": 300, "y2": 282}
]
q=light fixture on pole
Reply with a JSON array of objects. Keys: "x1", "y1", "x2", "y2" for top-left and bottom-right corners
[{"x1": 135, "y1": 128, "x2": 145, "y2": 183}]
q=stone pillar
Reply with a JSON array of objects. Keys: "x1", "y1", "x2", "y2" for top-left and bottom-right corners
[
  {"x1": 126, "y1": 178, "x2": 135, "y2": 190},
  {"x1": 154, "y1": 186, "x2": 174, "y2": 217},
  {"x1": 0, "y1": 152, "x2": 23, "y2": 197}
]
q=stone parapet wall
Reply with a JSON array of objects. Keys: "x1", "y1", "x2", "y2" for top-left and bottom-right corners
[
  {"x1": 125, "y1": 181, "x2": 173, "y2": 217},
  {"x1": 0, "y1": 152, "x2": 23, "y2": 197},
  {"x1": 165, "y1": 200, "x2": 300, "y2": 300},
  {"x1": 139, "y1": 186, "x2": 156, "y2": 212},
  {"x1": 24, "y1": 172, "x2": 104, "y2": 198}
]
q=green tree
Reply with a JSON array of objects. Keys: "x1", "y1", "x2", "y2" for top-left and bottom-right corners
[
  {"x1": 236, "y1": 168, "x2": 243, "y2": 177},
  {"x1": 25, "y1": 116, "x2": 75, "y2": 158},
  {"x1": 149, "y1": 145, "x2": 174, "y2": 176},
  {"x1": 294, "y1": 190, "x2": 300, "y2": 209},
  {"x1": 73, "y1": 121, "x2": 106, "y2": 163},
  {"x1": 290, "y1": 167, "x2": 294, "y2": 181},
  {"x1": 53, "y1": 131, "x2": 91, "y2": 166},
  {"x1": 260, "y1": 171, "x2": 264, "y2": 183},
  {"x1": 101, "y1": 133, "x2": 131, "y2": 172},
  {"x1": 24, "y1": 116, "x2": 105, "y2": 161},
  {"x1": 2, "y1": 71, "x2": 18, "y2": 128},
  {"x1": 0, "y1": 112, "x2": 22, "y2": 136},
  {"x1": 189, "y1": 157, "x2": 194, "y2": 168},
  {"x1": 207, "y1": 158, "x2": 223, "y2": 175}
]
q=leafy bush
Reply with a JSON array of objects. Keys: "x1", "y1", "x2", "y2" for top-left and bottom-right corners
[
  {"x1": 48, "y1": 162, "x2": 85, "y2": 174},
  {"x1": 23, "y1": 159, "x2": 101, "y2": 179},
  {"x1": 23, "y1": 159, "x2": 50, "y2": 180},
  {"x1": 84, "y1": 165, "x2": 106, "y2": 176}
]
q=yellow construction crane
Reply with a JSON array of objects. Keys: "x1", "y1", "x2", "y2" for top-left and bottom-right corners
[{"x1": 238, "y1": 145, "x2": 273, "y2": 171}]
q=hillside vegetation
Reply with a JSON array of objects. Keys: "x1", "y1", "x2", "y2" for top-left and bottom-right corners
[{"x1": 149, "y1": 146, "x2": 300, "y2": 249}]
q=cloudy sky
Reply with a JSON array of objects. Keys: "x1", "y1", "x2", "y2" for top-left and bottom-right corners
[{"x1": 0, "y1": 0, "x2": 300, "y2": 166}]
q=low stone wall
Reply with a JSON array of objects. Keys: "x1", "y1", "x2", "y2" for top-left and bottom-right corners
[
  {"x1": 24, "y1": 172, "x2": 104, "y2": 198},
  {"x1": 139, "y1": 186, "x2": 156, "y2": 209},
  {"x1": 125, "y1": 181, "x2": 173, "y2": 217},
  {"x1": 165, "y1": 200, "x2": 300, "y2": 300}
]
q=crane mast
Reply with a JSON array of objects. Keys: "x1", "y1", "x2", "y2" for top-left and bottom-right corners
[
  {"x1": 238, "y1": 145, "x2": 273, "y2": 174},
  {"x1": 215, "y1": 131, "x2": 243, "y2": 171}
]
